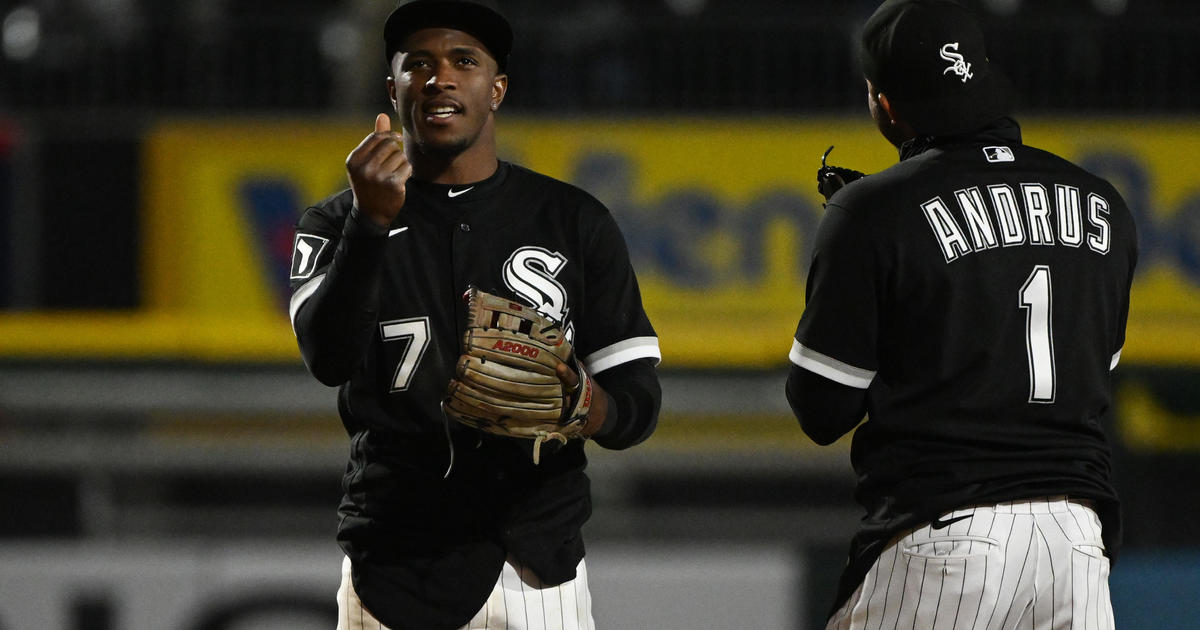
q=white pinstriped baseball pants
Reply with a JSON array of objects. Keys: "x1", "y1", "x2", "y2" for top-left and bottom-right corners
[
  {"x1": 827, "y1": 497, "x2": 1113, "y2": 630},
  {"x1": 335, "y1": 555, "x2": 596, "y2": 630}
]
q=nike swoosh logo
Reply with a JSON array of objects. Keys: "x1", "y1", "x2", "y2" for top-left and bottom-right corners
[
  {"x1": 447, "y1": 186, "x2": 474, "y2": 198},
  {"x1": 930, "y1": 514, "x2": 973, "y2": 530},
  {"x1": 388, "y1": 227, "x2": 409, "y2": 237}
]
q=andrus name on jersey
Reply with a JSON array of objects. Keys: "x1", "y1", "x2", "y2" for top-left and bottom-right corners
[{"x1": 920, "y1": 183, "x2": 1111, "y2": 263}]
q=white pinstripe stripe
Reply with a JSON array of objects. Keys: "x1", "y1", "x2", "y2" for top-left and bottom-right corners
[
  {"x1": 999, "y1": 519, "x2": 1037, "y2": 629},
  {"x1": 825, "y1": 498, "x2": 1113, "y2": 630},
  {"x1": 889, "y1": 554, "x2": 908, "y2": 628},
  {"x1": 585, "y1": 563, "x2": 595, "y2": 630},
  {"x1": 951, "y1": 524, "x2": 969, "y2": 629},
  {"x1": 872, "y1": 549, "x2": 890, "y2": 629},
  {"x1": 574, "y1": 570, "x2": 585, "y2": 629},
  {"x1": 989, "y1": 513, "x2": 1018, "y2": 629},
  {"x1": 499, "y1": 561, "x2": 508, "y2": 629},
  {"x1": 527, "y1": 560, "x2": 539, "y2": 630},
  {"x1": 912, "y1": 553, "x2": 930, "y2": 629},
  {"x1": 861, "y1": 547, "x2": 883, "y2": 629},
  {"x1": 1034, "y1": 525, "x2": 1055, "y2": 627},
  {"x1": 878, "y1": 539, "x2": 898, "y2": 630},
  {"x1": 997, "y1": 516, "x2": 1021, "y2": 629},
  {"x1": 1064, "y1": 507, "x2": 1094, "y2": 630},
  {"x1": 519, "y1": 559, "x2": 530, "y2": 630},
  {"x1": 335, "y1": 556, "x2": 594, "y2": 630},
  {"x1": 969, "y1": 513, "x2": 999, "y2": 630},
  {"x1": 552, "y1": 581, "x2": 558, "y2": 630},
  {"x1": 930, "y1": 553, "x2": 947, "y2": 628}
]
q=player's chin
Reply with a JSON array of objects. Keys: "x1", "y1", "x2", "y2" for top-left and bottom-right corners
[{"x1": 413, "y1": 133, "x2": 472, "y2": 159}]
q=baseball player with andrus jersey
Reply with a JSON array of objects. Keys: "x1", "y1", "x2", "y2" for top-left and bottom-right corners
[
  {"x1": 787, "y1": 1, "x2": 1136, "y2": 629},
  {"x1": 287, "y1": 1, "x2": 662, "y2": 628}
]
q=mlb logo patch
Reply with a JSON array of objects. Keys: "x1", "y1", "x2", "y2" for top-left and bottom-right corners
[{"x1": 983, "y1": 146, "x2": 1015, "y2": 163}]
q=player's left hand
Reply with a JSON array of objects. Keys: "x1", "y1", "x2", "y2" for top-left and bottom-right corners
[
  {"x1": 443, "y1": 288, "x2": 601, "y2": 464},
  {"x1": 556, "y1": 361, "x2": 608, "y2": 438}
]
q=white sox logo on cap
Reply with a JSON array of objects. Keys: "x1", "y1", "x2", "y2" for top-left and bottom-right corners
[{"x1": 940, "y1": 42, "x2": 973, "y2": 82}]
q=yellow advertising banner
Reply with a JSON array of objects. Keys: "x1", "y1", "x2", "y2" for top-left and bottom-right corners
[{"x1": 0, "y1": 116, "x2": 1197, "y2": 365}]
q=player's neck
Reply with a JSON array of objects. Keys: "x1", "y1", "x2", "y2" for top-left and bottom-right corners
[{"x1": 410, "y1": 132, "x2": 500, "y2": 185}]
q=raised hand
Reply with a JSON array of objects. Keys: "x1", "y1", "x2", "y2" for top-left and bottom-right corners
[{"x1": 346, "y1": 113, "x2": 412, "y2": 227}]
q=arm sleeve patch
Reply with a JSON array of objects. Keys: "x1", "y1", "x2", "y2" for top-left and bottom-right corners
[{"x1": 291, "y1": 233, "x2": 331, "y2": 280}]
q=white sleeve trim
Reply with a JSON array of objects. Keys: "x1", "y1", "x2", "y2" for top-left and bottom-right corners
[
  {"x1": 583, "y1": 336, "x2": 662, "y2": 374},
  {"x1": 1109, "y1": 347, "x2": 1122, "y2": 371},
  {"x1": 789, "y1": 339, "x2": 875, "y2": 389},
  {"x1": 289, "y1": 274, "x2": 326, "y2": 334}
]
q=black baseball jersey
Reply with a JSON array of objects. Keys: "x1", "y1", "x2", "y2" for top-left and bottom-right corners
[
  {"x1": 289, "y1": 161, "x2": 661, "y2": 630},
  {"x1": 789, "y1": 119, "x2": 1136, "y2": 613}
]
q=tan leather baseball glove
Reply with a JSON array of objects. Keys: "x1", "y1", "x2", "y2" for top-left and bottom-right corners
[{"x1": 443, "y1": 287, "x2": 594, "y2": 464}]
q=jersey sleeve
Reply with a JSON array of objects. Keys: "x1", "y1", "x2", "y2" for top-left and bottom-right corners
[
  {"x1": 572, "y1": 200, "x2": 662, "y2": 450},
  {"x1": 575, "y1": 203, "x2": 662, "y2": 374},
  {"x1": 791, "y1": 202, "x2": 882, "y2": 389},
  {"x1": 288, "y1": 202, "x2": 343, "y2": 323},
  {"x1": 1109, "y1": 192, "x2": 1139, "y2": 371},
  {"x1": 289, "y1": 195, "x2": 390, "y2": 386}
]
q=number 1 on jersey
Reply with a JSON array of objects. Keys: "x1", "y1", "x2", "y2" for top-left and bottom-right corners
[{"x1": 1019, "y1": 265, "x2": 1056, "y2": 403}]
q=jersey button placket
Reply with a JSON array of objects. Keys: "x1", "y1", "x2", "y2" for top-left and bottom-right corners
[{"x1": 451, "y1": 217, "x2": 474, "y2": 332}]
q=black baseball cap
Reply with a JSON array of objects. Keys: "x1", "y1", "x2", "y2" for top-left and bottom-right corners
[
  {"x1": 860, "y1": 0, "x2": 1013, "y2": 136},
  {"x1": 384, "y1": 0, "x2": 513, "y2": 71}
]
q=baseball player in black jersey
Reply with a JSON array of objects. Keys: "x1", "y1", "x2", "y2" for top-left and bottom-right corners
[
  {"x1": 288, "y1": 1, "x2": 662, "y2": 628},
  {"x1": 786, "y1": 1, "x2": 1136, "y2": 628}
]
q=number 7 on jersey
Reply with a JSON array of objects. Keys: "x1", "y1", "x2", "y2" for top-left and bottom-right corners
[{"x1": 380, "y1": 317, "x2": 431, "y2": 392}]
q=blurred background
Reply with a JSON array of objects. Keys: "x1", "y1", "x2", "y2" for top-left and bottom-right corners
[{"x1": 0, "y1": 0, "x2": 1198, "y2": 628}]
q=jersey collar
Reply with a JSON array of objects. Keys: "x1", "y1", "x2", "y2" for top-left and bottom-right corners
[
  {"x1": 899, "y1": 117, "x2": 1022, "y2": 161},
  {"x1": 410, "y1": 161, "x2": 511, "y2": 202}
]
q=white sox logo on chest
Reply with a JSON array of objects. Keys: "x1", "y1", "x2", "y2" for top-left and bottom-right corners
[{"x1": 503, "y1": 246, "x2": 575, "y2": 342}]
